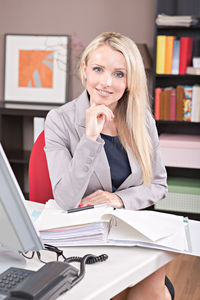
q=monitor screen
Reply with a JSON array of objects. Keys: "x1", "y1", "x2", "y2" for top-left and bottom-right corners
[{"x1": 0, "y1": 143, "x2": 43, "y2": 254}]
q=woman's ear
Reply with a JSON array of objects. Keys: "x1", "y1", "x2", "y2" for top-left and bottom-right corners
[{"x1": 82, "y1": 61, "x2": 87, "y2": 78}]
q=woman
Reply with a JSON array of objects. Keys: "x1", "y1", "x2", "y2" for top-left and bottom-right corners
[{"x1": 45, "y1": 32, "x2": 174, "y2": 300}]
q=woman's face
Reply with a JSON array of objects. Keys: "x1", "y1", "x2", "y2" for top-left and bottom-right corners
[{"x1": 83, "y1": 45, "x2": 127, "y2": 110}]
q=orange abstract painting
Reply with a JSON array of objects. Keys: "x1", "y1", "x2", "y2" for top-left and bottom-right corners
[{"x1": 18, "y1": 50, "x2": 54, "y2": 88}]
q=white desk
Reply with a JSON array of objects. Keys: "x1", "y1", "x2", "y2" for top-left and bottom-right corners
[
  {"x1": 24, "y1": 245, "x2": 176, "y2": 300},
  {"x1": 24, "y1": 201, "x2": 177, "y2": 299}
]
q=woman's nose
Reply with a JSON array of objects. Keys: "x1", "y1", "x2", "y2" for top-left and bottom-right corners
[{"x1": 102, "y1": 73, "x2": 112, "y2": 87}]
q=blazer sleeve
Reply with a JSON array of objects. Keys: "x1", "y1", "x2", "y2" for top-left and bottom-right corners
[
  {"x1": 44, "y1": 108, "x2": 104, "y2": 210},
  {"x1": 115, "y1": 115, "x2": 168, "y2": 211}
]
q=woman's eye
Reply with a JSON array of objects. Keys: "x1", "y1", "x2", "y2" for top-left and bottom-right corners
[
  {"x1": 93, "y1": 67, "x2": 102, "y2": 73},
  {"x1": 114, "y1": 72, "x2": 124, "y2": 78}
]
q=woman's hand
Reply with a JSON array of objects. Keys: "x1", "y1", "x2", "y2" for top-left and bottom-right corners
[
  {"x1": 85, "y1": 104, "x2": 114, "y2": 141},
  {"x1": 80, "y1": 190, "x2": 124, "y2": 209}
]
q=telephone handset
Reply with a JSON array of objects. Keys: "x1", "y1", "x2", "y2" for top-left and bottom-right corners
[
  {"x1": 8, "y1": 261, "x2": 78, "y2": 300},
  {"x1": 5, "y1": 253, "x2": 108, "y2": 300}
]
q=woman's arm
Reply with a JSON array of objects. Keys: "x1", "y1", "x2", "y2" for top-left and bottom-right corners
[
  {"x1": 44, "y1": 108, "x2": 104, "y2": 210},
  {"x1": 79, "y1": 115, "x2": 167, "y2": 211}
]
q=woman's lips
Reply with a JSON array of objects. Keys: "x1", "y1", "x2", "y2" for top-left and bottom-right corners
[{"x1": 96, "y1": 88, "x2": 113, "y2": 96}]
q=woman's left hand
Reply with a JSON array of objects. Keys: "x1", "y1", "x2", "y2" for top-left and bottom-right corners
[{"x1": 80, "y1": 190, "x2": 124, "y2": 209}]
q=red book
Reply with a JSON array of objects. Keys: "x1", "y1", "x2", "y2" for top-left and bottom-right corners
[
  {"x1": 179, "y1": 37, "x2": 193, "y2": 75},
  {"x1": 154, "y1": 88, "x2": 162, "y2": 120},
  {"x1": 169, "y1": 89, "x2": 176, "y2": 121}
]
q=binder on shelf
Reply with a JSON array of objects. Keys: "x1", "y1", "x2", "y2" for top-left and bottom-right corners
[
  {"x1": 154, "y1": 88, "x2": 162, "y2": 120},
  {"x1": 172, "y1": 40, "x2": 180, "y2": 75},
  {"x1": 183, "y1": 86, "x2": 193, "y2": 122},
  {"x1": 159, "y1": 90, "x2": 165, "y2": 120},
  {"x1": 163, "y1": 88, "x2": 171, "y2": 120},
  {"x1": 34, "y1": 200, "x2": 200, "y2": 256},
  {"x1": 156, "y1": 35, "x2": 166, "y2": 74},
  {"x1": 169, "y1": 88, "x2": 176, "y2": 121},
  {"x1": 176, "y1": 86, "x2": 184, "y2": 121},
  {"x1": 164, "y1": 36, "x2": 176, "y2": 74},
  {"x1": 179, "y1": 37, "x2": 193, "y2": 75},
  {"x1": 191, "y1": 85, "x2": 200, "y2": 122}
]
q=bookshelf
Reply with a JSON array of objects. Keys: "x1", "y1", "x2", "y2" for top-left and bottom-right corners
[
  {"x1": 0, "y1": 103, "x2": 54, "y2": 198},
  {"x1": 153, "y1": 0, "x2": 200, "y2": 219}
]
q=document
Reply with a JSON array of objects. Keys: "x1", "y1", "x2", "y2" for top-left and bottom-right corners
[{"x1": 34, "y1": 200, "x2": 200, "y2": 256}]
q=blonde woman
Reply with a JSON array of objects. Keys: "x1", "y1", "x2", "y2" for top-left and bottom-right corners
[{"x1": 45, "y1": 32, "x2": 174, "y2": 299}]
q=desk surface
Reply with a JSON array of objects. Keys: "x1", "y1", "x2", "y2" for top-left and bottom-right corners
[{"x1": 24, "y1": 245, "x2": 176, "y2": 300}]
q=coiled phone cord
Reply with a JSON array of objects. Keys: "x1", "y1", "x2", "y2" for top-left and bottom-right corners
[{"x1": 65, "y1": 253, "x2": 108, "y2": 287}]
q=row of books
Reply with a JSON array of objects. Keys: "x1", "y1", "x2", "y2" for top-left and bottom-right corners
[
  {"x1": 156, "y1": 35, "x2": 194, "y2": 74},
  {"x1": 154, "y1": 85, "x2": 200, "y2": 122}
]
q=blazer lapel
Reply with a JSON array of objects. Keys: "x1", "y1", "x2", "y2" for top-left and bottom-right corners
[
  {"x1": 117, "y1": 147, "x2": 142, "y2": 190},
  {"x1": 93, "y1": 141, "x2": 112, "y2": 192},
  {"x1": 75, "y1": 90, "x2": 112, "y2": 192}
]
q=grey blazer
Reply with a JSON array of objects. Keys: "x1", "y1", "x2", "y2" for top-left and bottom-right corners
[{"x1": 45, "y1": 90, "x2": 168, "y2": 211}]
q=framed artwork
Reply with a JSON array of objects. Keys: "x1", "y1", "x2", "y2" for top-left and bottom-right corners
[{"x1": 4, "y1": 34, "x2": 70, "y2": 104}]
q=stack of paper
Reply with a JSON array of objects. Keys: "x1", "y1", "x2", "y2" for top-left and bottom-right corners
[
  {"x1": 155, "y1": 14, "x2": 197, "y2": 27},
  {"x1": 33, "y1": 200, "x2": 200, "y2": 256},
  {"x1": 40, "y1": 222, "x2": 109, "y2": 246}
]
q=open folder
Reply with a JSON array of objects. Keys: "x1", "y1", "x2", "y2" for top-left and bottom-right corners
[{"x1": 34, "y1": 201, "x2": 200, "y2": 256}]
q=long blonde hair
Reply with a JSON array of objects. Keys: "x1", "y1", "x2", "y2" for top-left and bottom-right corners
[{"x1": 80, "y1": 32, "x2": 153, "y2": 185}]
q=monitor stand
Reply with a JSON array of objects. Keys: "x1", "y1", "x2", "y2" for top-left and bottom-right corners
[{"x1": 0, "y1": 246, "x2": 26, "y2": 273}]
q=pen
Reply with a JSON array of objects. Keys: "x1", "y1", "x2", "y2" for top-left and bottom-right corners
[{"x1": 67, "y1": 203, "x2": 107, "y2": 214}]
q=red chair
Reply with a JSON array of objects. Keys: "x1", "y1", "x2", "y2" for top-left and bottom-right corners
[{"x1": 29, "y1": 130, "x2": 53, "y2": 203}]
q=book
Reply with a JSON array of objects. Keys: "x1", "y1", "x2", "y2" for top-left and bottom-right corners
[
  {"x1": 156, "y1": 35, "x2": 166, "y2": 74},
  {"x1": 176, "y1": 86, "x2": 184, "y2": 121},
  {"x1": 164, "y1": 36, "x2": 176, "y2": 74},
  {"x1": 163, "y1": 88, "x2": 171, "y2": 120},
  {"x1": 183, "y1": 86, "x2": 193, "y2": 121},
  {"x1": 34, "y1": 200, "x2": 200, "y2": 256},
  {"x1": 179, "y1": 37, "x2": 193, "y2": 75},
  {"x1": 159, "y1": 90, "x2": 165, "y2": 120},
  {"x1": 169, "y1": 88, "x2": 176, "y2": 121},
  {"x1": 172, "y1": 40, "x2": 180, "y2": 75},
  {"x1": 186, "y1": 66, "x2": 200, "y2": 75},
  {"x1": 154, "y1": 88, "x2": 162, "y2": 120},
  {"x1": 191, "y1": 85, "x2": 200, "y2": 122}
]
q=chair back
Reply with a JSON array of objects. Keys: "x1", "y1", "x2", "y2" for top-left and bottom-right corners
[{"x1": 29, "y1": 130, "x2": 53, "y2": 203}]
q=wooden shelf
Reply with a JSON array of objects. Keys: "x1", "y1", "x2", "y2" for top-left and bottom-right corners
[
  {"x1": 155, "y1": 74, "x2": 200, "y2": 78},
  {"x1": 0, "y1": 103, "x2": 55, "y2": 196}
]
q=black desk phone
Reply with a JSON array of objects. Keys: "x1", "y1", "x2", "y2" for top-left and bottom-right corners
[{"x1": 0, "y1": 253, "x2": 108, "y2": 300}]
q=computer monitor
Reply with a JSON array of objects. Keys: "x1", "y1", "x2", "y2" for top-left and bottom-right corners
[{"x1": 0, "y1": 143, "x2": 43, "y2": 272}]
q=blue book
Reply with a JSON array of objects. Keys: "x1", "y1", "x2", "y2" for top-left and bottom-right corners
[{"x1": 172, "y1": 40, "x2": 180, "y2": 75}]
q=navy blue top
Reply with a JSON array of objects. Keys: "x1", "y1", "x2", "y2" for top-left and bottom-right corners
[{"x1": 101, "y1": 134, "x2": 131, "y2": 192}]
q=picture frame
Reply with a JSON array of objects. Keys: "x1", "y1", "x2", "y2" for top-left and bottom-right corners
[{"x1": 4, "y1": 34, "x2": 70, "y2": 105}]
